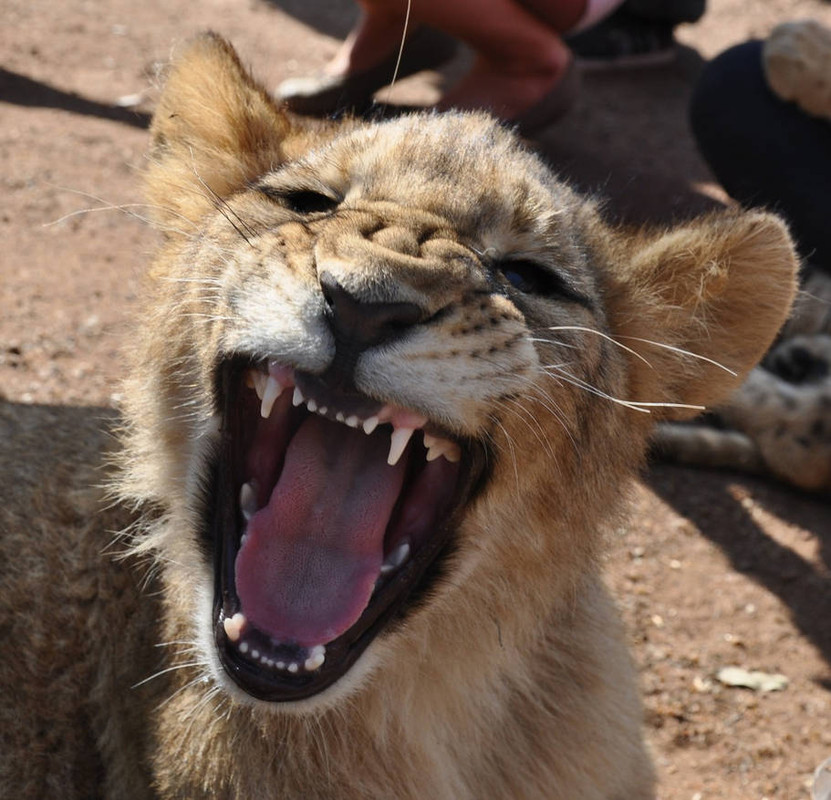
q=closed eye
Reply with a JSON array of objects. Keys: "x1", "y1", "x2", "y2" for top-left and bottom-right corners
[{"x1": 497, "y1": 259, "x2": 591, "y2": 307}]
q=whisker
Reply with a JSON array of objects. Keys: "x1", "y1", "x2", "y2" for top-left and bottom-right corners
[
  {"x1": 546, "y1": 326, "x2": 653, "y2": 368},
  {"x1": 132, "y1": 660, "x2": 204, "y2": 689},
  {"x1": 543, "y1": 364, "x2": 705, "y2": 413},
  {"x1": 387, "y1": 0, "x2": 412, "y2": 95},
  {"x1": 155, "y1": 672, "x2": 212, "y2": 712},
  {"x1": 617, "y1": 335, "x2": 737, "y2": 376},
  {"x1": 187, "y1": 147, "x2": 256, "y2": 246}
]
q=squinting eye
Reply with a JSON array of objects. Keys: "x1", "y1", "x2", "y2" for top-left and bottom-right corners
[
  {"x1": 497, "y1": 259, "x2": 593, "y2": 308},
  {"x1": 257, "y1": 185, "x2": 340, "y2": 215},
  {"x1": 498, "y1": 260, "x2": 561, "y2": 296},
  {"x1": 282, "y1": 190, "x2": 339, "y2": 215}
]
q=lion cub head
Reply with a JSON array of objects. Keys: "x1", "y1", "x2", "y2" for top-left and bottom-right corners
[{"x1": 121, "y1": 34, "x2": 797, "y2": 711}]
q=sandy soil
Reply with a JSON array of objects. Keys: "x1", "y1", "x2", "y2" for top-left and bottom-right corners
[{"x1": 1, "y1": 0, "x2": 829, "y2": 797}]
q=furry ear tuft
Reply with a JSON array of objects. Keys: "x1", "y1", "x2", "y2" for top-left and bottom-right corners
[
  {"x1": 604, "y1": 210, "x2": 799, "y2": 419},
  {"x1": 144, "y1": 33, "x2": 293, "y2": 232}
]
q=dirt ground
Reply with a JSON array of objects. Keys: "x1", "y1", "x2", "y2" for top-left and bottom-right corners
[{"x1": 2, "y1": 0, "x2": 830, "y2": 797}]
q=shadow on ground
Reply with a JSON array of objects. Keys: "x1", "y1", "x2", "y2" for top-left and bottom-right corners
[
  {"x1": 0, "y1": 68, "x2": 150, "y2": 129},
  {"x1": 649, "y1": 463, "x2": 831, "y2": 669}
]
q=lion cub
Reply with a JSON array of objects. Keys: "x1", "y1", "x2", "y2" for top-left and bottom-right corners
[{"x1": 0, "y1": 34, "x2": 798, "y2": 800}]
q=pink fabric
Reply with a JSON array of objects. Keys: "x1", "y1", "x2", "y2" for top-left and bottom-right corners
[{"x1": 571, "y1": 0, "x2": 627, "y2": 33}]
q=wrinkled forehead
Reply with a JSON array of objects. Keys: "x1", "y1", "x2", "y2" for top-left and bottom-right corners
[{"x1": 287, "y1": 112, "x2": 579, "y2": 243}]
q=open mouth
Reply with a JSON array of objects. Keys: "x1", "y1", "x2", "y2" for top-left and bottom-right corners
[{"x1": 210, "y1": 359, "x2": 483, "y2": 702}]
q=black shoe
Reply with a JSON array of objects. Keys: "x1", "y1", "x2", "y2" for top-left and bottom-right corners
[{"x1": 566, "y1": 8, "x2": 676, "y2": 70}]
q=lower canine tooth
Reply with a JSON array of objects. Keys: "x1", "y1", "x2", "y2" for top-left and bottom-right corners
[
  {"x1": 388, "y1": 427, "x2": 414, "y2": 466},
  {"x1": 304, "y1": 651, "x2": 325, "y2": 671},
  {"x1": 223, "y1": 612, "x2": 247, "y2": 643},
  {"x1": 381, "y1": 541, "x2": 411, "y2": 574},
  {"x1": 239, "y1": 482, "x2": 258, "y2": 520}
]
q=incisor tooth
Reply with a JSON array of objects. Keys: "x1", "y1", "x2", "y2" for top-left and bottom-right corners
[
  {"x1": 223, "y1": 612, "x2": 247, "y2": 643},
  {"x1": 260, "y1": 375, "x2": 283, "y2": 418},
  {"x1": 345, "y1": 415, "x2": 360, "y2": 428},
  {"x1": 306, "y1": 398, "x2": 318, "y2": 413},
  {"x1": 363, "y1": 416, "x2": 380, "y2": 434},
  {"x1": 388, "y1": 427, "x2": 414, "y2": 466},
  {"x1": 292, "y1": 387, "x2": 304, "y2": 407}
]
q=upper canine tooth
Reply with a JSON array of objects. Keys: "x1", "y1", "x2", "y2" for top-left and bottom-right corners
[
  {"x1": 260, "y1": 375, "x2": 284, "y2": 418},
  {"x1": 292, "y1": 387, "x2": 305, "y2": 407},
  {"x1": 363, "y1": 416, "x2": 380, "y2": 435},
  {"x1": 249, "y1": 370, "x2": 267, "y2": 401},
  {"x1": 388, "y1": 427, "x2": 414, "y2": 466}
]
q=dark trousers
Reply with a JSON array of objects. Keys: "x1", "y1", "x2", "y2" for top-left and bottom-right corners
[
  {"x1": 690, "y1": 40, "x2": 831, "y2": 272},
  {"x1": 624, "y1": 0, "x2": 705, "y2": 24}
]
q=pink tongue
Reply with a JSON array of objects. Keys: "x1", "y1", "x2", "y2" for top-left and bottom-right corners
[{"x1": 235, "y1": 415, "x2": 407, "y2": 646}]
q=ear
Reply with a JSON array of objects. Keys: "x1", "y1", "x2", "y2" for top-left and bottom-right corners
[
  {"x1": 602, "y1": 210, "x2": 799, "y2": 420},
  {"x1": 144, "y1": 33, "x2": 309, "y2": 232}
]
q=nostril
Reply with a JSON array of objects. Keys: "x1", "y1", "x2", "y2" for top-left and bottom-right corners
[{"x1": 318, "y1": 271, "x2": 424, "y2": 349}]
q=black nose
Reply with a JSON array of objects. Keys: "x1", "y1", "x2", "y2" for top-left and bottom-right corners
[{"x1": 319, "y1": 271, "x2": 423, "y2": 350}]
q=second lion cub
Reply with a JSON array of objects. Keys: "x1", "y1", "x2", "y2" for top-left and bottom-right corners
[{"x1": 1, "y1": 34, "x2": 798, "y2": 800}]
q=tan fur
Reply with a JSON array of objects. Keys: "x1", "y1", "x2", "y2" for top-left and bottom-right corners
[
  {"x1": 1, "y1": 34, "x2": 799, "y2": 799},
  {"x1": 654, "y1": 270, "x2": 831, "y2": 491}
]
